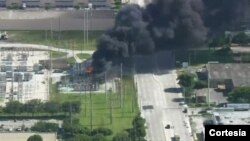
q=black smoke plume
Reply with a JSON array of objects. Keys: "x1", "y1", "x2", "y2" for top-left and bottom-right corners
[
  {"x1": 203, "y1": 0, "x2": 245, "y2": 36},
  {"x1": 92, "y1": 0, "x2": 245, "y2": 74}
]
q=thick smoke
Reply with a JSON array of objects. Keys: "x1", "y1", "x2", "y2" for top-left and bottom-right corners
[
  {"x1": 92, "y1": 0, "x2": 245, "y2": 73},
  {"x1": 92, "y1": 4, "x2": 153, "y2": 73},
  {"x1": 146, "y1": 0, "x2": 207, "y2": 49},
  {"x1": 203, "y1": 0, "x2": 245, "y2": 36}
]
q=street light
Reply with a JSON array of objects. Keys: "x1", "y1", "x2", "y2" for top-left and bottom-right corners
[{"x1": 207, "y1": 61, "x2": 219, "y2": 107}]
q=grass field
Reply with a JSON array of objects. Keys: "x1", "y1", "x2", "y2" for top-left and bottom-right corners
[
  {"x1": 68, "y1": 57, "x2": 77, "y2": 64},
  {"x1": 77, "y1": 53, "x2": 92, "y2": 60},
  {"x1": 6, "y1": 31, "x2": 103, "y2": 50},
  {"x1": 50, "y1": 76, "x2": 139, "y2": 139},
  {"x1": 50, "y1": 51, "x2": 67, "y2": 58}
]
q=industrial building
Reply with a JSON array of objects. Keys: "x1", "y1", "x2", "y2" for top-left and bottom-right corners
[
  {"x1": 0, "y1": 49, "x2": 49, "y2": 105},
  {"x1": 0, "y1": 0, "x2": 113, "y2": 8}
]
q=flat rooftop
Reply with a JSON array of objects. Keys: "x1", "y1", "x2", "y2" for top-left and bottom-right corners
[{"x1": 209, "y1": 63, "x2": 250, "y2": 87}]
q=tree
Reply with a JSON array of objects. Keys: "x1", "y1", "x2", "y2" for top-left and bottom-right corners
[
  {"x1": 178, "y1": 73, "x2": 196, "y2": 101},
  {"x1": 67, "y1": 134, "x2": 91, "y2": 141},
  {"x1": 114, "y1": 0, "x2": 122, "y2": 13},
  {"x1": 27, "y1": 134, "x2": 43, "y2": 141},
  {"x1": 31, "y1": 122, "x2": 59, "y2": 132},
  {"x1": 92, "y1": 134, "x2": 105, "y2": 141},
  {"x1": 232, "y1": 32, "x2": 250, "y2": 45},
  {"x1": 129, "y1": 115, "x2": 146, "y2": 141},
  {"x1": 209, "y1": 35, "x2": 231, "y2": 49},
  {"x1": 91, "y1": 127, "x2": 113, "y2": 136},
  {"x1": 177, "y1": 73, "x2": 195, "y2": 88},
  {"x1": 112, "y1": 132, "x2": 130, "y2": 141},
  {"x1": 62, "y1": 101, "x2": 81, "y2": 114},
  {"x1": 24, "y1": 99, "x2": 43, "y2": 116},
  {"x1": 228, "y1": 87, "x2": 250, "y2": 103},
  {"x1": 43, "y1": 101, "x2": 61, "y2": 115},
  {"x1": 62, "y1": 118, "x2": 91, "y2": 138},
  {"x1": 4, "y1": 101, "x2": 23, "y2": 115},
  {"x1": 194, "y1": 80, "x2": 207, "y2": 89}
]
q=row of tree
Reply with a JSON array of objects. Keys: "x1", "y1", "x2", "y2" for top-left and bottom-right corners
[
  {"x1": 209, "y1": 32, "x2": 250, "y2": 49},
  {"x1": 232, "y1": 32, "x2": 250, "y2": 45},
  {"x1": 60, "y1": 114, "x2": 146, "y2": 141},
  {"x1": 44, "y1": 117, "x2": 112, "y2": 141},
  {"x1": 3, "y1": 99, "x2": 81, "y2": 116},
  {"x1": 31, "y1": 122, "x2": 59, "y2": 132},
  {"x1": 29, "y1": 118, "x2": 113, "y2": 141}
]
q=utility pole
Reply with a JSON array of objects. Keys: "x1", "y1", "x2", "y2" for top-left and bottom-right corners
[
  {"x1": 50, "y1": 18, "x2": 53, "y2": 39},
  {"x1": 83, "y1": 9, "x2": 86, "y2": 52},
  {"x1": 207, "y1": 61, "x2": 218, "y2": 108},
  {"x1": 86, "y1": 9, "x2": 89, "y2": 49},
  {"x1": 84, "y1": 83, "x2": 87, "y2": 117},
  {"x1": 69, "y1": 102, "x2": 73, "y2": 137},
  {"x1": 120, "y1": 63, "x2": 123, "y2": 108},
  {"x1": 45, "y1": 30, "x2": 47, "y2": 41},
  {"x1": 109, "y1": 89, "x2": 113, "y2": 124},
  {"x1": 90, "y1": 83, "x2": 93, "y2": 131},
  {"x1": 207, "y1": 63, "x2": 210, "y2": 108},
  {"x1": 58, "y1": 16, "x2": 61, "y2": 42},
  {"x1": 105, "y1": 71, "x2": 107, "y2": 103}
]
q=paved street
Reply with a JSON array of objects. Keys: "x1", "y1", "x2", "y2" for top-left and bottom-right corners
[{"x1": 134, "y1": 51, "x2": 193, "y2": 141}]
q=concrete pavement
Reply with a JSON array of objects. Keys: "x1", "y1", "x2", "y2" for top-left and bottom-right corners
[{"x1": 135, "y1": 72, "x2": 193, "y2": 141}]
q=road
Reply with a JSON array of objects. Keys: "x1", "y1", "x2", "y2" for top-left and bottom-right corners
[{"x1": 134, "y1": 52, "x2": 193, "y2": 141}]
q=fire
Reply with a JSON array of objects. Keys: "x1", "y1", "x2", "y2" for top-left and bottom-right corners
[{"x1": 85, "y1": 66, "x2": 94, "y2": 74}]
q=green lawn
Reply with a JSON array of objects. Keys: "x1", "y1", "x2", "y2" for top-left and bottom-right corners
[
  {"x1": 7, "y1": 30, "x2": 103, "y2": 50},
  {"x1": 77, "y1": 53, "x2": 92, "y2": 60},
  {"x1": 66, "y1": 57, "x2": 76, "y2": 64},
  {"x1": 50, "y1": 51, "x2": 67, "y2": 58},
  {"x1": 50, "y1": 76, "x2": 139, "y2": 139}
]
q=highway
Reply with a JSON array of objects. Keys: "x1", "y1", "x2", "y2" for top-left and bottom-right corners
[{"x1": 134, "y1": 51, "x2": 193, "y2": 141}]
